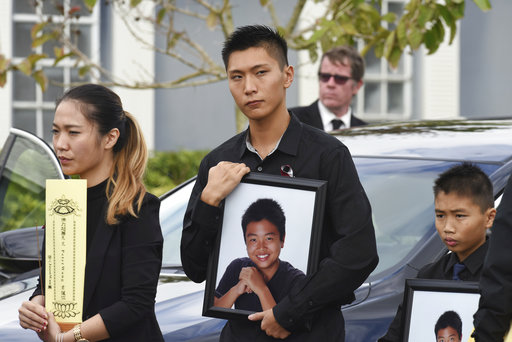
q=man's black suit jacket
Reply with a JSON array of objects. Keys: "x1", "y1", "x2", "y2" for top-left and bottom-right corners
[
  {"x1": 473, "y1": 175, "x2": 512, "y2": 341},
  {"x1": 290, "y1": 100, "x2": 367, "y2": 130}
]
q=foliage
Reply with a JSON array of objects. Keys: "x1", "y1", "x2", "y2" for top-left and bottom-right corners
[
  {"x1": 0, "y1": 175, "x2": 46, "y2": 233},
  {"x1": 294, "y1": 0, "x2": 491, "y2": 68},
  {"x1": 144, "y1": 149, "x2": 208, "y2": 196}
]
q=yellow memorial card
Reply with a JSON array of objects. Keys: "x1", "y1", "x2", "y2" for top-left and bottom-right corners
[
  {"x1": 45, "y1": 179, "x2": 87, "y2": 332},
  {"x1": 506, "y1": 325, "x2": 512, "y2": 342},
  {"x1": 467, "y1": 324, "x2": 512, "y2": 341},
  {"x1": 468, "y1": 328, "x2": 475, "y2": 341}
]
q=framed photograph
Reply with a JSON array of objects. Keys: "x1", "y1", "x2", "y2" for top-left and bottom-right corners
[
  {"x1": 203, "y1": 173, "x2": 327, "y2": 320},
  {"x1": 402, "y1": 279, "x2": 480, "y2": 342}
]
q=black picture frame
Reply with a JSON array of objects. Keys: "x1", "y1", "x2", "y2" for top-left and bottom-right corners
[
  {"x1": 202, "y1": 173, "x2": 327, "y2": 320},
  {"x1": 402, "y1": 279, "x2": 480, "y2": 342}
]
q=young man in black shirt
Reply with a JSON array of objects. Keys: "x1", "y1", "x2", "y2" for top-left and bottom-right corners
[
  {"x1": 379, "y1": 163, "x2": 496, "y2": 342},
  {"x1": 181, "y1": 25, "x2": 378, "y2": 341}
]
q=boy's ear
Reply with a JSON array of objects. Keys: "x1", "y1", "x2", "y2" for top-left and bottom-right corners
[
  {"x1": 283, "y1": 65, "x2": 294, "y2": 89},
  {"x1": 485, "y1": 207, "x2": 497, "y2": 229}
]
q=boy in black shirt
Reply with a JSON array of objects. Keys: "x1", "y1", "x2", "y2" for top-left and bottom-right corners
[
  {"x1": 181, "y1": 25, "x2": 378, "y2": 341},
  {"x1": 215, "y1": 198, "x2": 305, "y2": 312},
  {"x1": 379, "y1": 163, "x2": 496, "y2": 341}
]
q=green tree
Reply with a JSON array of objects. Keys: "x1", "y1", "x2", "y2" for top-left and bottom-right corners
[{"x1": 0, "y1": 0, "x2": 491, "y2": 130}]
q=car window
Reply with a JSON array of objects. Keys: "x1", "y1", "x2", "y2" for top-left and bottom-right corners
[
  {"x1": 158, "y1": 159, "x2": 501, "y2": 280},
  {"x1": 0, "y1": 133, "x2": 62, "y2": 233},
  {"x1": 159, "y1": 181, "x2": 195, "y2": 267},
  {"x1": 354, "y1": 157, "x2": 499, "y2": 278}
]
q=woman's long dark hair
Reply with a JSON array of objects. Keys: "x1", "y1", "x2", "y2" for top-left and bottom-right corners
[{"x1": 57, "y1": 84, "x2": 147, "y2": 224}]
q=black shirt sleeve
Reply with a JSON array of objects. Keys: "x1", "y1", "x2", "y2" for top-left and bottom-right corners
[
  {"x1": 473, "y1": 176, "x2": 512, "y2": 341},
  {"x1": 377, "y1": 261, "x2": 443, "y2": 342},
  {"x1": 378, "y1": 304, "x2": 404, "y2": 342},
  {"x1": 99, "y1": 195, "x2": 163, "y2": 337},
  {"x1": 181, "y1": 155, "x2": 223, "y2": 283},
  {"x1": 273, "y1": 145, "x2": 379, "y2": 331},
  {"x1": 216, "y1": 259, "x2": 242, "y2": 298}
]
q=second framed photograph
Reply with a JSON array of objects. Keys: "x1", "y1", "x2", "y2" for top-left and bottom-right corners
[
  {"x1": 202, "y1": 173, "x2": 327, "y2": 320},
  {"x1": 402, "y1": 279, "x2": 480, "y2": 342}
]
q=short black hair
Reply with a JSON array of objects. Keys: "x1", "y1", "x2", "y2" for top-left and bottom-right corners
[
  {"x1": 222, "y1": 25, "x2": 288, "y2": 70},
  {"x1": 434, "y1": 310, "x2": 462, "y2": 339},
  {"x1": 433, "y1": 162, "x2": 494, "y2": 212},
  {"x1": 241, "y1": 198, "x2": 285, "y2": 242}
]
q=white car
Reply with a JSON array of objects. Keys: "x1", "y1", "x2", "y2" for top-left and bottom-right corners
[{"x1": 2, "y1": 120, "x2": 512, "y2": 341}]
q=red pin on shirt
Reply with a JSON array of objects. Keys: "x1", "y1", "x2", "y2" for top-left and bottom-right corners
[{"x1": 280, "y1": 165, "x2": 293, "y2": 177}]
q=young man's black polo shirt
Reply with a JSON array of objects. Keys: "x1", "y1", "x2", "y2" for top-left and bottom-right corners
[
  {"x1": 379, "y1": 240, "x2": 488, "y2": 342},
  {"x1": 181, "y1": 113, "x2": 378, "y2": 339}
]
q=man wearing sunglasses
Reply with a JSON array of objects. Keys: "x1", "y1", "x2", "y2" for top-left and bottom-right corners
[{"x1": 291, "y1": 46, "x2": 366, "y2": 131}]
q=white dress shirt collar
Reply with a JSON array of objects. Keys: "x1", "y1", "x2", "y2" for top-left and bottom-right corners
[{"x1": 317, "y1": 101, "x2": 352, "y2": 131}]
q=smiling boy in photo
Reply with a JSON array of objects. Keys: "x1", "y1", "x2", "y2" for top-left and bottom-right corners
[
  {"x1": 214, "y1": 198, "x2": 304, "y2": 313},
  {"x1": 379, "y1": 163, "x2": 496, "y2": 342}
]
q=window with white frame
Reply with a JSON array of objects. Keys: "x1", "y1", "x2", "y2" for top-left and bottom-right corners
[
  {"x1": 356, "y1": 0, "x2": 412, "y2": 121},
  {"x1": 12, "y1": 0, "x2": 99, "y2": 142}
]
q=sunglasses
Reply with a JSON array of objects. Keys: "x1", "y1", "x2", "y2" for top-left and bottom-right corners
[{"x1": 318, "y1": 72, "x2": 353, "y2": 85}]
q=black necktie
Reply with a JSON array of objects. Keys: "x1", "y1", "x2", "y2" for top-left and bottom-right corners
[
  {"x1": 453, "y1": 262, "x2": 465, "y2": 280},
  {"x1": 331, "y1": 119, "x2": 345, "y2": 130}
]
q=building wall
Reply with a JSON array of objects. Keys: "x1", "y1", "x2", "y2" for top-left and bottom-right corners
[
  {"x1": 460, "y1": 0, "x2": 512, "y2": 118},
  {"x1": 295, "y1": 1, "x2": 325, "y2": 108},
  {"x1": 0, "y1": 1, "x2": 156, "y2": 150},
  {"x1": 110, "y1": 1, "x2": 155, "y2": 150},
  {"x1": 419, "y1": 30, "x2": 460, "y2": 119},
  {"x1": 2, "y1": 1, "x2": 510, "y2": 150}
]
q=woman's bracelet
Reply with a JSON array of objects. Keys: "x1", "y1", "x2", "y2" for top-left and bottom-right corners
[{"x1": 56, "y1": 332, "x2": 64, "y2": 342}]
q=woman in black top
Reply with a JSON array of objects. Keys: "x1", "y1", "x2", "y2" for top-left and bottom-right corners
[{"x1": 18, "y1": 84, "x2": 164, "y2": 342}]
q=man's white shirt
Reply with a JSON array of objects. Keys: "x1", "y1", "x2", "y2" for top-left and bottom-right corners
[{"x1": 318, "y1": 101, "x2": 352, "y2": 131}]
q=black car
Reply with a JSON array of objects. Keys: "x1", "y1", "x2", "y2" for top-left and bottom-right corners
[{"x1": 1, "y1": 120, "x2": 512, "y2": 341}]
